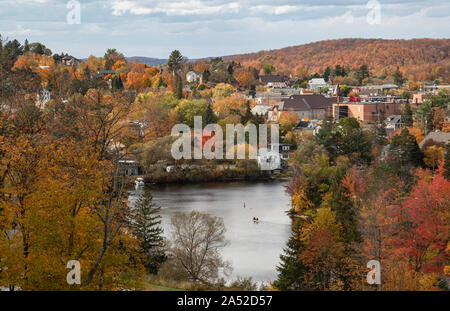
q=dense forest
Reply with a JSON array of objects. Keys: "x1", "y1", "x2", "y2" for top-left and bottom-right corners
[{"x1": 227, "y1": 38, "x2": 450, "y2": 83}]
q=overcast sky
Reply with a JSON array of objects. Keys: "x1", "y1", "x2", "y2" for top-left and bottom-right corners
[{"x1": 0, "y1": 0, "x2": 449, "y2": 59}]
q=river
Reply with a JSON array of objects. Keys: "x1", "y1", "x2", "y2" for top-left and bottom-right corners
[{"x1": 129, "y1": 180, "x2": 292, "y2": 284}]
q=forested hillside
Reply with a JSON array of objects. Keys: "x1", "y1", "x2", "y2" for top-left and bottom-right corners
[{"x1": 226, "y1": 38, "x2": 450, "y2": 82}]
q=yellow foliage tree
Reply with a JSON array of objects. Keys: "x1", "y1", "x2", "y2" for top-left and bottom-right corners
[{"x1": 424, "y1": 145, "x2": 444, "y2": 168}]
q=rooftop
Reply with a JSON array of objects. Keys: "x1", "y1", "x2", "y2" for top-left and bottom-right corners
[
  {"x1": 281, "y1": 95, "x2": 336, "y2": 111},
  {"x1": 419, "y1": 131, "x2": 450, "y2": 149}
]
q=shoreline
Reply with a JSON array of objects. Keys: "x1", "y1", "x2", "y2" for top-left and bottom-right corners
[{"x1": 142, "y1": 173, "x2": 292, "y2": 186}]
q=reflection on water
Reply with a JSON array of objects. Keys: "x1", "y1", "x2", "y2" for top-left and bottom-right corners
[{"x1": 129, "y1": 181, "x2": 292, "y2": 283}]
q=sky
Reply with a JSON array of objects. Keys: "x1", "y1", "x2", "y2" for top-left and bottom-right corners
[{"x1": 0, "y1": 0, "x2": 449, "y2": 59}]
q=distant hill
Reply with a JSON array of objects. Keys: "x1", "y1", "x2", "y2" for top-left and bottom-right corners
[
  {"x1": 224, "y1": 38, "x2": 450, "y2": 82},
  {"x1": 125, "y1": 56, "x2": 168, "y2": 67}
]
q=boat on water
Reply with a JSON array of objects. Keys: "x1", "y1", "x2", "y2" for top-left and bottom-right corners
[{"x1": 135, "y1": 177, "x2": 145, "y2": 188}]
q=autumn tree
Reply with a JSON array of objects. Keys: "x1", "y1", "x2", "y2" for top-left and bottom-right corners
[
  {"x1": 415, "y1": 90, "x2": 449, "y2": 133},
  {"x1": 235, "y1": 69, "x2": 257, "y2": 88},
  {"x1": 213, "y1": 94, "x2": 247, "y2": 119},
  {"x1": 262, "y1": 63, "x2": 275, "y2": 75},
  {"x1": 424, "y1": 145, "x2": 444, "y2": 169},
  {"x1": 212, "y1": 83, "x2": 235, "y2": 100},
  {"x1": 128, "y1": 93, "x2": 179, "y2": 142},
  {"x1": 176, "y1": 99, "x2": 209, "y2": 127},
  {"x1": 393, "y1": 167, "x2": 449, "y2": 275},
  {"x1": 103, "y1": 48, "x2": 124, "y2": 70},
  {"x1": 279, "y1": 111, "x2": 299, "y2": 134}
]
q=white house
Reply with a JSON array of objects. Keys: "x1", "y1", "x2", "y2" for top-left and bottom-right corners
[
  {"x1": 251, "y1": 104, "x2": 272, "y2": 117},
  {"x1": 186, "y1": 71, "x2": 202, "y2": 83},
  {"x1": 308, "y1": 78, "x2": 329, "y2": 91}
]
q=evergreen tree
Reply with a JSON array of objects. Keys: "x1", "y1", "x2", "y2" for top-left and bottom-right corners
[
  {"x1": 333, "y1": 65, "x2": 346, "y2": 77},
  {"x1": 23, "y1": 39, "x2": 30, "y2": 52},
  {"x1": 323, "y1": 66, "x2": 331, "y2": 82},
  {"x1": 202, "y1": 70, "x2": 210, "y2": 82},
  {"x1": 173, "y1": 74, "x2": 183, "y2": 99},
  {"x1": 1, "y1": 39, "x2": 23, "y2": 69},
  {"x1": 388, "y1": 128, "x2": 424, "y2": 168},
  {"x1": 242, "y1": 101, "x2": 254, "y2": 124},
  {"x1": 374, "y1": 121, "x2": 388, "y2": 146},
  {"x1": 315, "y1": 117, "x2": 373, "y2": 166},
  {"x1": 392, "y1": 67, "x2": 406, "y2": 86},
  {"x1": 248, "y1": 84, "x2": 256, "y2": 98},
  {"x1": 403, "y1": 100, "x2": 413, "y2": 127},
  {"x1": 356, "y1": 64, "x2": 370, "y2": 85},
  {"x1": 331, "y1": 183, "x2": 362, "y2": 245},
  {"x1": 111, "y1": 75, "x2": 123, "y2": 92},
  {"x1": 130, "y1": 190, "x2": 166, "y2": 274},
  {"x1": 274, "y1": 228, "x2": 307, "y2": 290},
  {"x1": 168, "y1": 50, "x2": 184, "y2": 73},
  {"x1": 444, "y1": 143, "x2": 450, "y2": 181},
  {"x1": 203, "y1": 102, "x2": 216, "y2": 125},
  {"x1": 227, "y1": 63, "x2": 234, "y2": 75}
]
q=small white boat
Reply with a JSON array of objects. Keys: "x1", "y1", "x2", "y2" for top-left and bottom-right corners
[{"x1": 135, "y1": 177, "x2": 145, "y2": 188}]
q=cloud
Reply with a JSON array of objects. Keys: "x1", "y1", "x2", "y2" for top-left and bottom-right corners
[
  {"x1": 5, "y1": 25, "x2": 42, "y2": 36},
  {"x1": 110, "y1": 0, "x2": 240, "y2": 16},
  {"x1": 0, "y1": 0, "x2": 448, "y2": 59}
]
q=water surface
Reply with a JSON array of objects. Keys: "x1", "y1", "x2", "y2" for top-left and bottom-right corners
[{"x1": 129, "y1": 181, "x2": 291, "y2": 283}]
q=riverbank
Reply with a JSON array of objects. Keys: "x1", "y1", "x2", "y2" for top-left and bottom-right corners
[{"x1": 141, "y1": 164, "x2": 292, "y2": 185}]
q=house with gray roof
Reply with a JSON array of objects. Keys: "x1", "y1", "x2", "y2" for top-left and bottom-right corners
[
  {"x1": 270, "y1": 94, "x2": 336, "y2": 121},
  {"x1": 260, "y1": 75, "x2": 289, "y2": 88},
  {"x1": 384, "y1": 115, "x2": 404, "y2": 131},
  {"x1": 419, "y1": 131, "x2": 450, "y2": 149}
]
